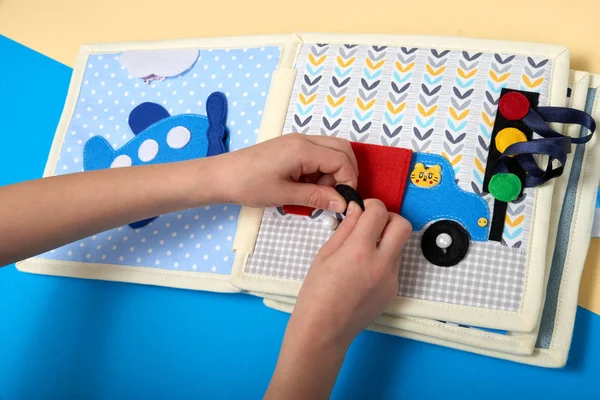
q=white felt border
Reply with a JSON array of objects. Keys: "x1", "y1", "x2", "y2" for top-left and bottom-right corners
[
  {"x1": 230, "y1": 32, "x2": 571, "y2": 332},
  {"x1": 261, "y1": 73, "x2": 600, "y2": 367},
  {"x1": 262, "y1": 298, "x2": 559, "y2": 367},
  {"x1": 543, "y1": 74, "x2": 600, "y2": 365},
  {"x1": 16, "y1": 35, "x2": 293, "y2": 293},
  {"x1": 232, "y1": 34, "x2": 302, "y2": 255},
  {"x1": 259, "y1": 292, "x2": 534, "y2": 355}
]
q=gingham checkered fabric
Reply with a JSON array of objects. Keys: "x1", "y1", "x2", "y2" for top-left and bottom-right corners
[
  {"x1": 246, "y1": 211, "x2": 526, "y2": 311},
  {"x1": 246, "y1": 209, "x2": 333, "y2": 280},
  {"x1": 398, "y1": 231, "x2": 525, "y2": 311}
]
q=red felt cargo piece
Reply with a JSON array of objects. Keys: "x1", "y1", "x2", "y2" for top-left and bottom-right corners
[
  {"x1": 282, "y1": 141, "x2": 413, "y2": 216},
  {"x1": 350, "y1": 142, "x2": 412, "y2": 213},
  {"x1": 281, "y1": 205, "x2": 314, "y2": 216}
]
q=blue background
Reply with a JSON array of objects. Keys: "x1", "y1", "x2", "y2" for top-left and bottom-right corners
[{"x1": 0, "y1": 35, "x2": 599, "y2": 399}]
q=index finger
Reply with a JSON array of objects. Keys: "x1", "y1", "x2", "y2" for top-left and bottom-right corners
[
  {"x1": 378, "y1": 213, "x2": 412, "y2": 260},
  {"x1": 300, "y1": 142, "x2": 358, "y2": 188},
  {"x1": 347, "y1": 199, "x2": 390, "y2": 245},
  {"x1": 301, "y1": 136, "x2": 359, "y2": 178}
]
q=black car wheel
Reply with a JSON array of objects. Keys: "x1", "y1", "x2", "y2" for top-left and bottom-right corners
[{"x1": 421, "y1": 220, "x2": 470, "y2": 267}]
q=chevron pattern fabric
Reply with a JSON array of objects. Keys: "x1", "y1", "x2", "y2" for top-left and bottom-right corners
[
  {"x1": 380, "y1": 47, "x2": 416, "y2": 147},
  {"x1": 321, "y1": 45, "x2": 358, "y2": 137},
  {"x1": 282, "y1": 45, "x2": 552, "y2": 249},
  {"x1": 442, "y1": 52, "x2": 482, "y2": 182}
]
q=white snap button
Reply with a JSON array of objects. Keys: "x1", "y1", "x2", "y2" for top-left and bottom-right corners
[
  {"x1": 322, "y1": 216, "x2": 339, "y2": 230},
  {"x1": 436, "y1": 233, "x2": 453, "y2": 249}
]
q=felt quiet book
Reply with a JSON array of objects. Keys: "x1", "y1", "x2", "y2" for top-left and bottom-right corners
[{"x1": 16, "y1": 33, "x2": 599, "y2": 368}]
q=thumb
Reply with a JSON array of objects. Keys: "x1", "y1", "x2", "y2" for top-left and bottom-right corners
[
  {"x1": 317, "y1": 201, "x2": 363, "y2": 259},
  {"x1": 282, "y1": 181, "x2": 347, "y2": 214}
]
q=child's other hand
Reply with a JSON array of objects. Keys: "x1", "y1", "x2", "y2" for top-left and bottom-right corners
[
  {"x1": 266, "y1": 200, "x2": 411, "y2": 399},
  {"x1": 288, "y1": 199, "x2": 412, "y2": 349},
  {"x1": 216, "y1": 134, "x2": 358, "y2": 213}
]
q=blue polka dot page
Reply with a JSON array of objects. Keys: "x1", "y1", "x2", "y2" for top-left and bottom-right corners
[{"x1": 38, "y1": 46, "x2": 281, "y2": 275}]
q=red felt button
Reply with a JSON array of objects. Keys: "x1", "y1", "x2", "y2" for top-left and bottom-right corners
[
  {"x1": 499, "y1": 91, "x2": 530, "y2": 121},
  {"x1": 282, "y1": 142, "x2": 413, "y2": 216}
]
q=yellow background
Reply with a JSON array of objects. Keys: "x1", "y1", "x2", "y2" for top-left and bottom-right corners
[{"x1": 0, "y1": 0, "x2": 598, "y2": 313}]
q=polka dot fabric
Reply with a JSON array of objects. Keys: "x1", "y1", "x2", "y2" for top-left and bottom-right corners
[{"x1": 39, "y1": 46, "x2": 281, "y2": 274}]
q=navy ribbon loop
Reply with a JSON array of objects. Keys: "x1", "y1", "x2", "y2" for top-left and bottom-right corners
[
  {"x1": 495, "y1": 105, "x2": 595, "y2": 189},
  {"x1": 522, "y1": 106, "x2": 596, "y2": 144},
  {"x1": 496, "y1": 137, "x2": 570, "y2": 187}
]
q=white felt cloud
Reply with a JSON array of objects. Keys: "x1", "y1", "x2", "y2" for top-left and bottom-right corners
[{"x1": 119, "y1": 49, "x2": 199, "y2": 80}]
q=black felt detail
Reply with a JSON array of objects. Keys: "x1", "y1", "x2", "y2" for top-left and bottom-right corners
[
  {"x1": 489, "y1": 200, "x2": 507, "y2": 242},
  {"x1": 483, "y1": 89, "x2": 539, "y2": 191},
  {"x1": 421, "y1": 220, "x2": 470, "y2": 267},
  {"x1": 503, "y1": 157, "x2": 527, "y2": 195},
  {"x1": 484, "y1": 88, "x2": 539, "y2": 242},
  {"x1": 335, "y1": 184, "x2": 365, "y2": 215}
]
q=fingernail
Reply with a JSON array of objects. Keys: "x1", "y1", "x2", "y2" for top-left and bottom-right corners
[
  {"x1": 328, "y1": 201, "x2": 343, "y2": 213},
  {"x1": 346, "y1": 201, "x2": 355, "y2": 215}
]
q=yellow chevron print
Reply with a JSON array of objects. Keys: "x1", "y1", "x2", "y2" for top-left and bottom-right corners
[
  {"x1": 327, "y1": 95, "x2": 346, "y2": 108},
  {"x1": 336, "y1": 56, "x2": 355, "y2": 68},
  {"x1": 474, "y1": 158, "x2": 485, "y2": 173},
  {"x1": 299, "y1": 93, "x2": 317, "y2": 105},
  {"x1": 387, "y1": 101, "x2": 406, "y2": 115},
  {"x1": 396, "y1": 61, "x2": 415, "y2": 73},
  {"x1": 481, "y1": 112, "x2": 494, "y2": 127},
  {"x1": 505, "y1": 215, "x2": 525, "y2": 228},
  {"x1": 366, "y1": 59, "x2": 384, "y2": 70},
  {"x1": 308, "y1": 54, "x2": 326, "y2": 66},
  {"x1": 357, "y1": 98, "x2": 376, "y2": 111},
  {"x1": 489, "y1": 70, "x2": 509, "y2": 82},
  {"x1": 449, "y1": 108, "x2": 470, "y2": 120},
  {"x1": 417, "y1": 104, "x2": 437, "y2": 117},
  {"x1": 522, "y1": 75, "x2": 544, "y2": 88},
  {"x1": 426, "y1": 65, "x2": 446, "y2": 76},
  {"x1": 442, "y1": 153, "x2": 463, "y2": 166},
  {"x1": 458, "y1": 68, "x2": 478, "y2": 79}
]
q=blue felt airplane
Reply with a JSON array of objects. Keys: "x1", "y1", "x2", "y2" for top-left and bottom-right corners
[{"x1": 83, "y1": 91, "x2": 228, "y2": 228}]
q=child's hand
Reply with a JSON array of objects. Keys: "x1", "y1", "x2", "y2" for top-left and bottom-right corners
[
  {"x1": 0, "y1": 133, "x2": 355, "y2": 266},
  {"x1": 216, "y1": 134, "x2": 358, "y2": 213},
  {"x1": 266, "y1": 199, "x2": 412, "y2": 399},
  {"x1": 291, "y1": 199, "x2": 412, "y2": 347}
]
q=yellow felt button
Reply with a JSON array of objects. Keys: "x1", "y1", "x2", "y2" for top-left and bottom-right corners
[
  {"x1": 495, "y1": 128, "x2": 527, "y2": 153},
  {"x1": 478, "y1": 218, "x2": 488, "y2": 227}
]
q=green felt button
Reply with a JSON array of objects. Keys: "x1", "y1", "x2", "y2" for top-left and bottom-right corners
[{"x1": 489, "y1": 173, "x2": 522, "y2": 202}]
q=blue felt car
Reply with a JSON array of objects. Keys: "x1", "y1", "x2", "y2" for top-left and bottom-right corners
[
  {"x1": 401, "y1": 152, "x2": 489, "y2": 242},
  {"x1": 400, "y1": 152, "x2": 490, "y2": 267},
  {"x1": 279, "y1": 149, "x2": 490, "y2": 267}
]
